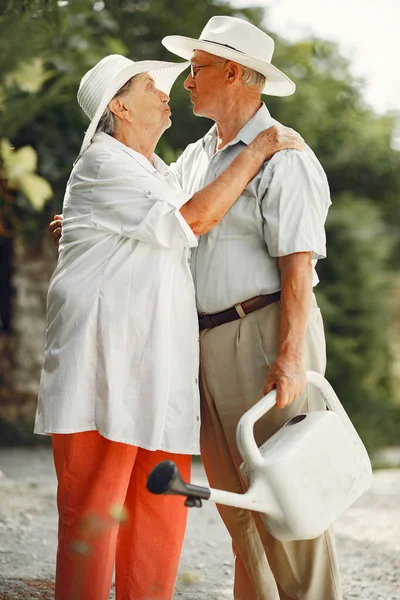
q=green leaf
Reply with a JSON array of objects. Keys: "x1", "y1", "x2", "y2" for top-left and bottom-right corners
[
  {"x1": 104, "y1": 37, "x2": 128, "y2": 56},
  {"x1": 5, "y1": 58, "x2": 51, "y2": 94},
  {"x1": 0, "y1": 138, "x2": 14, "y2": 165},
  {"x1": 2, "y1": 145, "x2": 38, "y2": 187},
  {"x1": 19, "y1": 172, "x2": 53, "y2": 210}
]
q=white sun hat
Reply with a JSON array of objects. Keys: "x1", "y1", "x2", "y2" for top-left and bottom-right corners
[
  {"x1": 162, "y1": 16, "x2": 295, "y2": 97},
  {"x1": 76, "y1": 54, "x2": 189, "y2": 157}
]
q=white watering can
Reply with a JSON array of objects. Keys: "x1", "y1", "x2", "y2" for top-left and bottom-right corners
[{"x1": 147, "y1": 371, "x2": 373, "y2": 541}]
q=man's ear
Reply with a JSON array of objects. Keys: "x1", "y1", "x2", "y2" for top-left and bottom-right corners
[
  {"x1": 108, "y1": 97, "x2": 133, "y2": 123},
  {"x1": 225, "y1": 61, "x2": 242, "y2": 85}
]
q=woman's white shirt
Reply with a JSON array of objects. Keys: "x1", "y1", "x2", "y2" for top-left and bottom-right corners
[{"x1": 35, "y1": 132, "x2": 200, "y2": 454}]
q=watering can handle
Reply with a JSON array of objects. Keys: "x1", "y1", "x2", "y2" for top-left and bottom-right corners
[{"x1": 236, "y1": 370, "x2": 363, "y2": 470}]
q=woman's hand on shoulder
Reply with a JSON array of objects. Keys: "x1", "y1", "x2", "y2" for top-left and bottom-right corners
[{"x1": 251, "y1": 125, "x2": 305, "y2": 161}]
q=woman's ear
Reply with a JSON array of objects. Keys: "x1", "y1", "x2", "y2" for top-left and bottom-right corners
[{"x1": 108, "y1": 97, "x2": 133, "y2": 123}]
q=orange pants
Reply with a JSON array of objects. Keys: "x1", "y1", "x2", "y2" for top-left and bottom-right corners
[{"x1": 52, "y1": 431, "x2": 191, "y2": 600}]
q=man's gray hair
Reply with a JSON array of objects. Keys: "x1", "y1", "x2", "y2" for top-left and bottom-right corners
[
  {"x1": 220, "y1": 58, "x2": 266, "y2": 91},
  {"x1": 96, "y1": 75, "x2": 139, "y2": 136},
  {"x1": 241, "y1": 66, "x2": 266, "y2": 91}
]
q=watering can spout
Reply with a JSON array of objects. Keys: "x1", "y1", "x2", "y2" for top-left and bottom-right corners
[
  {"x1": 146, "y1": 460, "x2": 185, "y2": 495},
  {"x1": 146, "y1": 460, "x2": 211, "y2": 507}
]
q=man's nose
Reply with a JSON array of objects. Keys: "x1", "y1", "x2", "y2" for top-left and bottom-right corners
[{"x1": 184, "y1": 73, "x2": 195, "y2": 90}]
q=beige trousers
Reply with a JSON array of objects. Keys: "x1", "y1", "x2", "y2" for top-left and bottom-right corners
[{"x1": 199, "y1": 298, "x2": 342, "y2": 600}]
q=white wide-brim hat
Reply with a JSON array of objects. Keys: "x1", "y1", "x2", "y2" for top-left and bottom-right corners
[
  {"x1": 162, "y1": 16, "x2": 295, "y2": 97},
  {"x1": 76, "y1": 54, "x2": 189, "y2": 157}
]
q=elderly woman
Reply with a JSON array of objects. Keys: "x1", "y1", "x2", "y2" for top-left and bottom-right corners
[{"x1": 36, "y1": 54, "x2": 302, "y2": 600}]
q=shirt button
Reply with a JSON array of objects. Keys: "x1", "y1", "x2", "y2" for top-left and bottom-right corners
[
  {"x1": 196, "y1": 416, "x2": 200, "y2": 422},
  {"x1": 165, "y1": 172, "x2": 170, "y2": 177},
  {"x1": 195, "y1": 378, "x2": 198, "y2": 384},
  {"x1": 145, "y1": 190, "x2": 152, "y2": 197},
  {"x1": 187, "y1": 257, "x2": 190, "y2": 264}
]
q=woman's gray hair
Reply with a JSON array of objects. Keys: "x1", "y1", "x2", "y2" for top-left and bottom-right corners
[
  {"x1": 241, "y1": 66, "x2": 266, "y2": 91},
  {"x1": 96, "y1": 75, "x2": 139, "y2": 136}
]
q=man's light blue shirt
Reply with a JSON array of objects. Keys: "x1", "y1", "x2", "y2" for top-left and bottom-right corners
[{"x1": 171, "y1": 104, "x2": 331, "y2": 314}]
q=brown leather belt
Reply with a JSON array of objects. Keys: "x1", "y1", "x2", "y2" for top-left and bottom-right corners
[{"x1": 198, "y1": 291, "x2": 281, "y2": 331}]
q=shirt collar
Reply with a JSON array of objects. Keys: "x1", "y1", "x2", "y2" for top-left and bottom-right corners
[
  {"x1": 202, "y1": 103, "x2": 274, "y2": 150},
  {"x1": 202, "y1": 124, "x2": 217, "y2": 149},
  {"x1": 94, "y1": 132, "x2": 157, "y2": 174},
  {"x1": 234, "y1": 103, "x2": 274, "y2": 146}
]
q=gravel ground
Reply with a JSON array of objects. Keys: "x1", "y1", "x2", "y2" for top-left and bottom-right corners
[{"x1": 0, "y1": 447, "x2": 399, "y2": 600}]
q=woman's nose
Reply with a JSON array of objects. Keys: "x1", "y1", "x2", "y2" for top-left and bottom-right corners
[{"x1": 158, "y1": 89, "x2": 170, "y2": 103}]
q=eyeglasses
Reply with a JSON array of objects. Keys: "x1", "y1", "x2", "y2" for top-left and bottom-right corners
[{"x1": 190, "y1": 61, "x2": 226, "y2": 79}]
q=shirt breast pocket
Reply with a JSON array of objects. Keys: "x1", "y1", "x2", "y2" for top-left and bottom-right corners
[{"x1": 212, "y1": 191, "x2": 259, "y2": 239}]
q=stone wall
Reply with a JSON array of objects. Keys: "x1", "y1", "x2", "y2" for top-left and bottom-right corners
[{"x1": 0, "y1": 237, "x2": 56, "y2": 443}]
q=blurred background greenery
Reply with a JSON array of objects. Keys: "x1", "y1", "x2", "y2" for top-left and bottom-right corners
[{"x1": 0, "y1": 0, "x2": 399, "y2": 454}]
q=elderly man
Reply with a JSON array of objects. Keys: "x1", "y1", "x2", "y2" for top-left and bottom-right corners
[
  {"x1": 160, "y1": 16, "x2": 342, "y2": 600},
  {"x1": 49, "y1": 16, "x2": 341, "y2": 600},
  {"x1": 39, "y1": 52, "x2": 302, "y2": 600}
]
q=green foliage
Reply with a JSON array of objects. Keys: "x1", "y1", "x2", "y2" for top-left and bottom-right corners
[
  {"x1": 1, "y1": 140, "x2": 53, "y2": 210},
  {"x1": 263, "y1": 36, "x2": 400, "y2": 450},
  {"x1": 315, "y1": 195, "x2": 397, "y2": 448},
  {"x1": 267, "y1": 36, "x2": 400, "y2": 261},
  {"x1": 0, "y1": 0, "x2": 399, "y2": 451}
]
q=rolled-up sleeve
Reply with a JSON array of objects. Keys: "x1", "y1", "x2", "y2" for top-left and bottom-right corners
[
  {"x1": 89, "y1": 156, "x2": 197, "y2": 249},
  {"x1": 260, "y1": 149, "x2": 331, "y2": 259}
]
